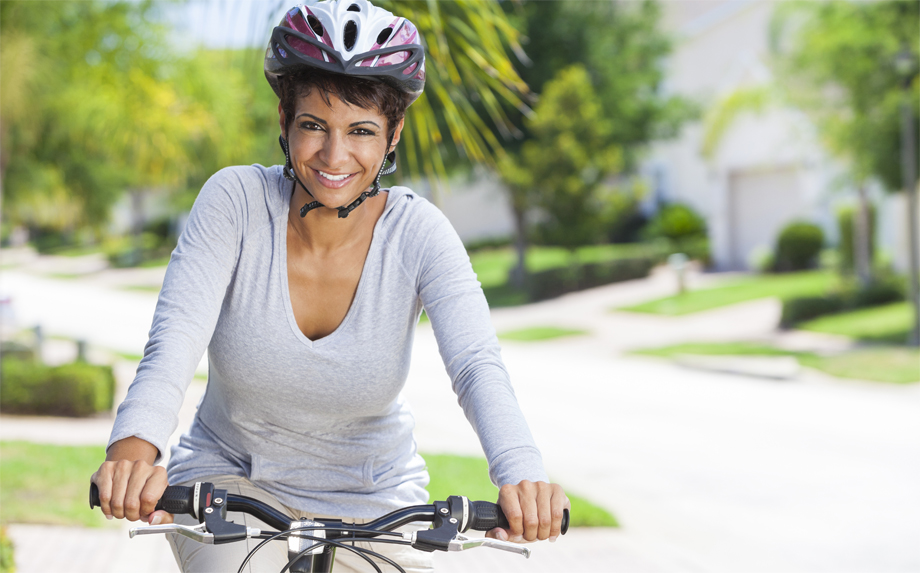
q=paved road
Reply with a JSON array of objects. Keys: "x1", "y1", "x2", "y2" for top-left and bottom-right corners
[{"x1": 3, "y1": 258, "x2": 920, "y2": 572}]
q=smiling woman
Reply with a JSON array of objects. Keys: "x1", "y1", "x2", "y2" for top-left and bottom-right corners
[{"x1": 89, "y1": 2, "x2": 568, "y2": 572}]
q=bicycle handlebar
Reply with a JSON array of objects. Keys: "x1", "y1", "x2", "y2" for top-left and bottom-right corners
[{"x1": 89, "y1": 482, "x2": 568, "y2": 536}]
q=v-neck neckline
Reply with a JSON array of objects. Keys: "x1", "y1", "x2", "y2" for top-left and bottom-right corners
[{"x1": 279, "y1": 185, "x2": 394, "y2": 348}]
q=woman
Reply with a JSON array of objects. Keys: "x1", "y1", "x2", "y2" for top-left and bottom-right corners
[{"x1": 91, "y1": 1, "x2": 568, "y2": 571}]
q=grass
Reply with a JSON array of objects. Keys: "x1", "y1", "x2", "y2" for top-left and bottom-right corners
[
  {"x1": 619, "y1": 270, "x2": 837, "y2": 316},
  {"x1": 632, "y1": 341, "x2": 919, "y2": 384},
  {"x1": 423, "y1": 453, "x2": 618, "y2": 528},
  {"x1": 800, "y1": 302, "x2": 914, "y2": 344},
  {"x1": 0, "y1": 441, "x2": 112, "y2": 527},
  {"x1": 498, "y1": 326, "x2": 589, "y2": 341},
  {"x1": 469, "y1": 244, "x2": 659, "y2": 308}
]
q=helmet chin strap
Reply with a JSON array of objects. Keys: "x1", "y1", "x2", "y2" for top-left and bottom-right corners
[{"x1": 280, "y1": 134, "x2": 397, "y2": 220}]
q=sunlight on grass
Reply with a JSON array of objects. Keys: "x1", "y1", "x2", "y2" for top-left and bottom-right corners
[
  {"x1": 498, "y1": 326, "x2": 589, "y2": 341},
  {"x1": 619, "y1": 270, "x2": 836, "y2": 316},
  {"x1": 0, "y1": 442, "x2": 113, "y2": 527},
  {"x1": 632, "y1": 342, "x2": 919, "y2": 384},
  {"x1": 423, "y1": 453, "x2": 618, "y2": 527},
  {"x1": 800, "y1": 302, "x2": 913, "y2": 344}
]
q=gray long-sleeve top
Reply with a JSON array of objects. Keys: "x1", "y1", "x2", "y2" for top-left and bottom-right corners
[{"x1": 108, "y1": 164, "x2": 547, "y2": 518}]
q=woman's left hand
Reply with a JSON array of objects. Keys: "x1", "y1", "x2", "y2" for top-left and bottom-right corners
[{"x1": 486, "y1": 480, "x2": 570, "y2": 543}]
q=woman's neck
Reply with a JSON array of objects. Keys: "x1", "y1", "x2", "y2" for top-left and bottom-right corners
[{"x1": 287, "y1": 184, "x2": 383, "y2": 253}]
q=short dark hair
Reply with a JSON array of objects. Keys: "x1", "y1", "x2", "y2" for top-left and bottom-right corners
[{"x1": 278, "y1": 68, "x2": 411, "y2": 142}]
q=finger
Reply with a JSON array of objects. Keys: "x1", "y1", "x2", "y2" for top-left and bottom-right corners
[
  {"x1": 138, "y1": 466, "x2": 168, "y2": 521},
  {"x1": 549, "y1": 485, "x2": 568, "y2": 541},
  {"x1": 91, "y1": 465, "x2": 114, "y2": 520},
  {"x1": 144, "y1": 510, "x2": 174, "y2": 526},
  {"x1": 498, "y1": 484, "x2": 524, "y2": 540},
  {"x1": 517, "y1": 482, "x2": 539, "y2": 542},
  {"x1": 536, "y1": 483, "x2": 553, "y2": 541},
  {"x1": 109, "y1": 460, "x2": 133, "y2": 520},
  {"x1": 123, "y1": 461, "x2": 152, "y2": 521},
  {"x1": 484, "y1": 527, "x2": 508, "y2": 541}
]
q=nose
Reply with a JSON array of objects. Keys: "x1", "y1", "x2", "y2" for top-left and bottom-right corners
[{"x1": 319, "y1": 132, "x2": 349, "y2": 169}]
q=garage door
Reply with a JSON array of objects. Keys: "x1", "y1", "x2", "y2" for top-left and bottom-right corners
[{"x1": 728, "y1": 167, "x2": 807, "y2": 270}]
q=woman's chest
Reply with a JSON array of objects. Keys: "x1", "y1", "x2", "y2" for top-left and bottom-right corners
[{"x1": 286, "y1": 238, "x2": 369, "y2": 341}]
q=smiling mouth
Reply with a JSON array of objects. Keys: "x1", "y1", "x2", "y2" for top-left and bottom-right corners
[{"x1": 316, "y1": 170, "x2": 355, "y2": 182}]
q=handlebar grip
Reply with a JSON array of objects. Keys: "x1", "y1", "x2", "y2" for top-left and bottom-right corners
[
  {"x1": 89, "y1": 483, "x2": 197, "y2": 516},
  {"x1": 467, "y1": 501, "x2": 570, "y2": 535},
  {"x1": 155, "y1": 486, "x2": 196, "y2": 515},
  {"x1": 468, "y1": 501, "x2": 509, "y2": 531},
  {"x1": 90, "y1": 482, "x2": 100, "y2": 509}
]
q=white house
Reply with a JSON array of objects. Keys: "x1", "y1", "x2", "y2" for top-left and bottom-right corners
[{"x1": 645, "y1": 0, "x2": 917, "y2": 271}]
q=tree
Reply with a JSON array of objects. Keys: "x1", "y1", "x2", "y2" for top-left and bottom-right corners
[
  {"x1": 498, "y1": 65, "x2": 621, "y2": 262},
  {"x1": 498, "y1": 0, "x2": 693, "y2": 284},
  {"x1": 773, "y1": 0, "x2": 919, "y2": 286},
  {"x1": 1, "y1": 2, "x2": 197, "y2": 239}
]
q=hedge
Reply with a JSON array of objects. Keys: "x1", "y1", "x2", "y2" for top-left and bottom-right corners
[
  {"x1": 0, "y1": 358, "x2": 115, "y2": 417},
  {"x1": 526, "y1": 257, "x2": 655, "y2": 301},
  {"x1": 780, "y1": 279, "x2": 906, "y2": 328}
]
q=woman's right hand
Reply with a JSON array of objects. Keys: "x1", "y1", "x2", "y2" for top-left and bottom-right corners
[{"x1": 90, "y1": 437, "x2": 173, "y2": 525}]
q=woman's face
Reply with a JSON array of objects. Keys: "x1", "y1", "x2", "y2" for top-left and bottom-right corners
[{"x1": 282, "y1": 89, "x2": 403, "y2": 210}]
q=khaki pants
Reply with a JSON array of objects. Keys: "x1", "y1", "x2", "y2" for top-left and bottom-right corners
[{"x1": 167, "y1": 475, "x2": 434, "y2": 573}]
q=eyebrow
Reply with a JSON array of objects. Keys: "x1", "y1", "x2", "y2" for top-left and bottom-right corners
[{"x1": 296, "y1": 113, "x2": 380, "y2": 129}]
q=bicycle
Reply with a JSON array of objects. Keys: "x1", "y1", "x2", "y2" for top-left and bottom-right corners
[{"x1": 90, "y1": 481, "x2": 569, "y2": 573}]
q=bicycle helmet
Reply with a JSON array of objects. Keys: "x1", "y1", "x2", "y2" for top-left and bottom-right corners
[
  {"x1": 265, "y1": 0, "x2": 426, "y2": 219},
  {"x1": 265, "y1": 0, "x2": 426, "y2": 105}
]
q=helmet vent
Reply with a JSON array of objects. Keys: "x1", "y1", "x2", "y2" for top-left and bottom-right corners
[
  {"x1": 376, "y1": 28, "x2": 392, "y2": 45},
  {"x1": 347, "y1": 3, "x2": 361, "y2": 11},
  {"x1": 307, "y1": 15, "x2": 324, "y2": 37},
  {"x1": 344, "y1": 20, "x2": 357, "y2": 51}
]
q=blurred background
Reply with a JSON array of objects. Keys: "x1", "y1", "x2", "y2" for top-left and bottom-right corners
[{"x1": 1, "y1": 1, "x2": 919, "y2": 572}]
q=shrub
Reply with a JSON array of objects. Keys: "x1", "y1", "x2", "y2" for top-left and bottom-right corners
[
  {"x1": 527, "y1": 257, "x2": 655, "y2": 301},
  {"x1": 602, "y1": 184, "x2": 648, "y2": 244},
  {"x1": 780, "y1": 278, "x2": 905, "y2": 327},
  {"x1": 852, "y1": 279, "x2": 904, "y2": 308},
  {"x1": 774, "y1": 221, "x2": 824, "y2": 272},
  {"x1": 643, "y1": 203, "x2": 707, "y2": 243},
  {"x1": 780, "y1": 295, "x2": 846, "y2": 327},
  {"x1": 642, "y1": 203, "x2": 709, "y2": 263},
  {"x1": 0, "y1": 358, "x2": 115, "y2": 417}
]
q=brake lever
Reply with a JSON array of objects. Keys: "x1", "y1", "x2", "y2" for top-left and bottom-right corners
[
  {"x1": 128, "y1": 522, "x2": 261, "y2": 544},
  {"x1": 129, "y1": 523, "x2": 214, "y2": 543},
  {"x1": 448, "y1": 533, "x2": 531, "y2": 558}
]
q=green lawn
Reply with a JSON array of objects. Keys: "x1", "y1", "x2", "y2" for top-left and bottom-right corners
[
  {"x1": 0, "y1": 442, "x2": 112, "y2": 527},
  {"x1": 632, "y1": 342, "x2": 919, "y2": 384},
  {"x1": 800, "y1": 302, "x2": 914, "y2": 344},
  {"x1": 619, "y1": 270, "x2": 837, "y2": 316},
  {"x1": 498, "y1": 326, "x2": 589, "y2": 342},
  {"x1": 423, "y1": 453, "x2": 618, "y2": 528}
]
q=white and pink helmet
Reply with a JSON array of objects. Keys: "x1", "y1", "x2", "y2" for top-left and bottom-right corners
[{"x1": 265, "y1": 0, "x2": 426, "y2": 104}]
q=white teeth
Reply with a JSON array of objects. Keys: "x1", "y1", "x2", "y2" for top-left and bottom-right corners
[{"x1": 318, "y1": 170, "x2": 351, "y2": 181}]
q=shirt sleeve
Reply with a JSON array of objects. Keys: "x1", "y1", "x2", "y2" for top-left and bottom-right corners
[
  {"x1": 107, "y1": 167, "x2": 249, "y2": 463},
  {"x1": 412, "y1": 201, "x2": 549, "y2": 487}
]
